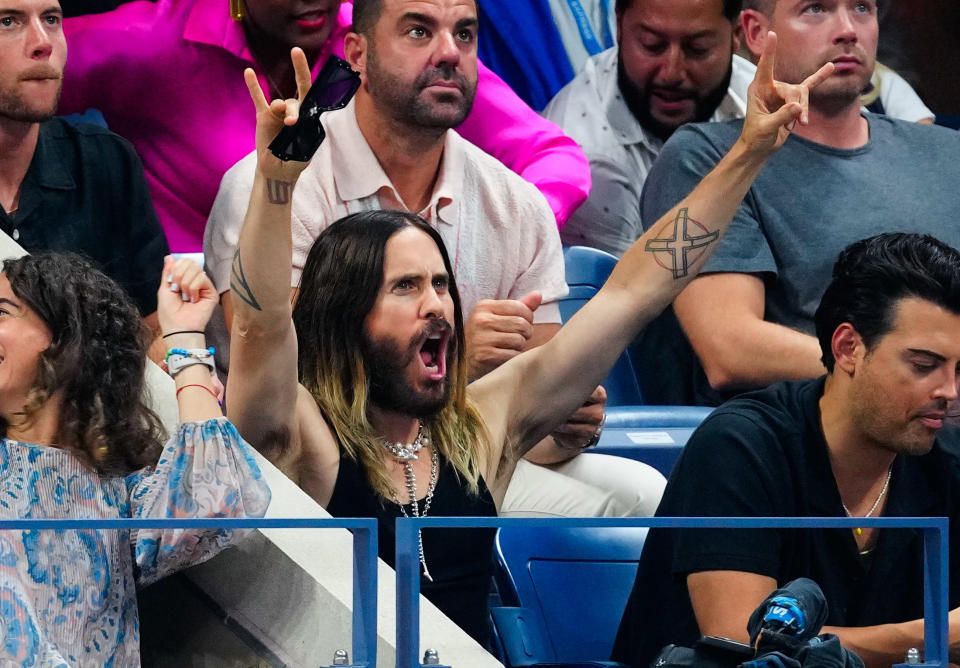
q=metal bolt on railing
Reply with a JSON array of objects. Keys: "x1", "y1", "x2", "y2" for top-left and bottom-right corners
[
  {"x1": 331, "y1": 649, "x2": 349, "y2": 666},
  {"x1": 422, "y1": 649, "x2": 440, "y2": 665},
  {"x1": 905, "y1": 647, "x2": 921, "y2": 664}
]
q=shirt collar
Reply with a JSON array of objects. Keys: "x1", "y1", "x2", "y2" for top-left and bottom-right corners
[
  {"x1": 425, "y1": 131, "x2": 462, "y2": 227},
  {"x1": 183, "y1": 0, "x2": 252, "y2": 62},
  {"x1": 328, "y1": 98, "x2": 461, "y2": 226},
  {"x1": 30, "y1": 121, "x2": 75, "y2": 191}
]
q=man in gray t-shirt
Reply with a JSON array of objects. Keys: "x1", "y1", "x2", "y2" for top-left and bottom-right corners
[{"x1": 636, "y1": 0, "x2": 960, "y2": 406}]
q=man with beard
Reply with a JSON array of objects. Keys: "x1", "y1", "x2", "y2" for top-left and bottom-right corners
[
  {"x1": 0, "y1": 0, "x2": 167, "y2": 320},
  {"x1": 612, "y1": 233, "x2": 960, "y2": 668},
  {"x1": 636, "y1": 0, "x2": 960, "y2": 406},
  {"x1": 206, "y1": 0, "x2": 672, "y2": 518},
  {"x1": 226, "y1": 26, "x2": 823, "y2": 645},
  {"x1": 543, "y1": 0, "x2": 748, "y2": 256}
]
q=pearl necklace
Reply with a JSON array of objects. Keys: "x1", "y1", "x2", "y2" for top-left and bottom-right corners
[
  {"x1": 383, "y1": 422, "x2": 438, "y2": 581},
  {"x1": 841, "y1": 465, "x2": 893, "y2": 537},
  {"x1": 382, "y1": 421, "x2": 427, "y2": 461}
]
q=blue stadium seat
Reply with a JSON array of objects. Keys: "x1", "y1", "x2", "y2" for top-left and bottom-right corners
[
  {"x1": 603, "y1": 405, "x2": 713, "y2": 429},
  {"x1": 935, "y1": 114, "x2": 960, "y2": 130},
  {"x1": 594, "y1": 406, "x2": 714, "y2": 477},
  {"x1": 561, "y1": 246, "x2": 644, "y2": 406},
  {"x1": 58, "y1": 108, "x2": 108, "y2": 128},
  {"x1": 491, "y1": 526, "x2": 646, "y2": 667}
]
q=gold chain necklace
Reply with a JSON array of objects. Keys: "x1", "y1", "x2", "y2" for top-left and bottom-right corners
[{"x1": 841, "y1": 465, "x2": 893, "y2": 536}]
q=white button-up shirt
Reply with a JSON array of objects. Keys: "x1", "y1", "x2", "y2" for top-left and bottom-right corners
[
  {"x1": 205, "y1": 99, "x2": 568, "y2": 324},
  {"x1": 544, "y1": 48, "x2": 753, "y2": 256}
]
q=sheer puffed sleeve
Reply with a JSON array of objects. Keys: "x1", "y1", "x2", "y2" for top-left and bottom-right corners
[{"x1": 125, "y1": 418, "x2": 271, "y2": 586}]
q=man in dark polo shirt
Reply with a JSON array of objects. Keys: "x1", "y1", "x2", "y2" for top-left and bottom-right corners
[
  {"x1": 0, "y1": 0, "x2": 166, "y2": 318},
  {"x1": 613, "y1": 233, "x2": 960, "y2": 668}
]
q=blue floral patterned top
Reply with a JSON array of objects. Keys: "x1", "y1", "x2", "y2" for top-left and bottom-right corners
[{"x1": 0, "y1": 418, "x2": 271, "y2": 667}]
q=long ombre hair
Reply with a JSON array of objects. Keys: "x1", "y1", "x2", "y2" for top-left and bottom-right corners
[{"x1": 292, "y1": 211, "x2": 490, "y2": 499}]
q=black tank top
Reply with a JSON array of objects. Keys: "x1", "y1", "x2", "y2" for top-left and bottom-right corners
[{"x1": 326, "y1": 450, "x2": 497, "y2": 645}]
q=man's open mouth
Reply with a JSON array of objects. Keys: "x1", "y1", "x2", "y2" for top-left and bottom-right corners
[{"x1": 418, "y1": 330, "x2": 449, "y2": 381}]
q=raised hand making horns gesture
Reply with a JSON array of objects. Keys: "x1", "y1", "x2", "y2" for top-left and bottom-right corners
[
  {"x1": 243, "y1": 47, "x2": 316, "y2": 184},
  {"x1": 741, "y1": 31, "x2": 836, "y2": 155}
]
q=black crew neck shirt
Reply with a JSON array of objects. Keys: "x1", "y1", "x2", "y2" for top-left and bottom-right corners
[{"x1": 612, "y1": 377, "x2": 960, "y2": 667}]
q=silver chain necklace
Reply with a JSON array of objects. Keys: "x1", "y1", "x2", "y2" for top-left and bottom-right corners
[
  {"x1": 384, "y1": 422, "x2": 438, "y2": 582},
  {"x1": 841, "y1": 465, "x2": 893, "y2": 537}
]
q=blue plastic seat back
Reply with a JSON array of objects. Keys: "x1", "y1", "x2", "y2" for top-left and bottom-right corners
[
  {"x1": 58, "y1": 108, "x2": 108, "y2": 128},
  {"x1": 602, "y1": 405, "x2": 714, "y2": 429},
  {"x1": 592, "y1": 406, "x2": 714, "y2": 477},
  {"x1": 561, "y1": 246, "x2": 644, "y2": 406},
  {"x1": 494, "y1": 526, "x2": 648, "y2": 664}
]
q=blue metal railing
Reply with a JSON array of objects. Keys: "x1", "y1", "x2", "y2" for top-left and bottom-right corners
[
  {"x1": 0, "y1": 517, "x2": 379, "y2": 667},
  {"x1": 395, "y1": 516, "x2": 950, "y2": 668}
]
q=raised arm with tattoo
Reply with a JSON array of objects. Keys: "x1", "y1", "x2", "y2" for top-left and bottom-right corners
[
  {"x1": 467, "y1": 33, "x2": 835, "y2": 489},
  {"x1": 225, "y1": 48, "x2": 316, "y2": 464}
]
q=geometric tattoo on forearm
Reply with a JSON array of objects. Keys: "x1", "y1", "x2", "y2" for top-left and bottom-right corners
[
  {"x1": 230, "y1": 250, "x2": 262, "y2": 311},
  {"x1": 265, "y1": 178, "x2": 293, "y2": 205},
  {"x1": 644, "y1": 208, "x2": 719, "y2": 280}
]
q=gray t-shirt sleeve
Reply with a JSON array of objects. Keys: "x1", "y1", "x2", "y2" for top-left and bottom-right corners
[{"x1": 640, "y1": 122, "x2": 778, "y2": 277}]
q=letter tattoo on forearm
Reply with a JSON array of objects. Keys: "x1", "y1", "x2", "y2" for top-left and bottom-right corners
[
  {"x1": 265, "y1": 178, "x2": 293, "y2": 205},
  {"x1": 230, "y1": 250, "x2": 262, "y2": 311},
  {"x1": 645, "y1": 208, "x2": 719, "y2": 280}
]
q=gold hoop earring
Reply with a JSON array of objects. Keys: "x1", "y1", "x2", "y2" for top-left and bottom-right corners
[{"x1": 230, "y1": 0, "x2": 244, "y2": 22}]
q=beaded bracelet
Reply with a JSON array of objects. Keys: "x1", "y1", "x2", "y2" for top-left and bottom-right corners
[
  {"x1": 166, "y1": 347, "x2": 216, "y2": 377},
  {"x1": 164, "y1": 347, "x2": 215, "y2": 363}
]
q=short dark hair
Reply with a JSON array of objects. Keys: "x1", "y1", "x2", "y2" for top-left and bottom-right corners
[
  {"x1": 616, "y1": 0, "x2": 742, "y2": 21},
  {"x1": 2, "y1": 253, "x2": 163, "y2": 474},
  {"x1": 814, "y1": 233, "x2": 960, "y2": 373},
  {"x1": 741, "y1": 0, "x2": 775, "y2": 14},
  {"x1": 352, "y1": 0, "x2": 383, "y2": 35}
]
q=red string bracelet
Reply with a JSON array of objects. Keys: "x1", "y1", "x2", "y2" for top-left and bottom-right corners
[{"x1": 176, "y1": 384, "x2": 218, "y2": 400}]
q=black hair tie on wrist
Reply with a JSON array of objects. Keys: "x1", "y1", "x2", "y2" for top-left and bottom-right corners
[{"x1": 162, "y1": 330, "x2": 206, "y2": 339}]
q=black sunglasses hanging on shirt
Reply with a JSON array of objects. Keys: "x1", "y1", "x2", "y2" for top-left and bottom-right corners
[{"x1": 268, "y1": 56, "x2": 361, "y2": 162}]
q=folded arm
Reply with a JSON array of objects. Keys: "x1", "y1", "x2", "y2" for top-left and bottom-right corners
[
  {"x1": 689, "y1": 569, "x2": 960, "y2": 668},
  {"x1": 674, "y1": 272, "x2": 826, "y2": 392}
]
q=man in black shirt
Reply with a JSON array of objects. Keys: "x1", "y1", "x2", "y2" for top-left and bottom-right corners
[
  {"x1": 613, "y1": 233, "x2": 960, "y2": 668},
  {"x1": 0, "y1": 0, "x2": 167, "y2": 319}
]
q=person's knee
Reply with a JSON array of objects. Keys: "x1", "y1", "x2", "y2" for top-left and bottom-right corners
[
  {"x1": 549, "y1": 453, "x2": 667, "y2": 517},
  {"x1": 501, "y1": 455, "x2": 667, "y2": 518}
]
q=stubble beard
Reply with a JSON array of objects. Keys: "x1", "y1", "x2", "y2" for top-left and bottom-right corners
[
  {"x1": 787, "y1": 57, "x2": 873, "y2": 118},
  {"x1": 365, "y1": 43, "x2": 477, "y2": 132},
  {"x1": 849, "y1": 372, "x2": 939, "y2": 458},
  {"x1": 0, "y1": 77, "x2": 61, "y2": 124}
]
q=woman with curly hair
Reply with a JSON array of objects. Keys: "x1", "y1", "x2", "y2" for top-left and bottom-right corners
[{"x1": 0, "y1": 252, "x2": 270, "y2": 666}]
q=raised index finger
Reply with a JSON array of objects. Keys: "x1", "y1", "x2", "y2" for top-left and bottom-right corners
[
  {"x1": 243, "y1": 67, "x2": 270, "y2": 113},
  {"x1": 755, "y1": 30, "x2": 778, "y2": 83},
  {"x1": 291, "y1": 47, "x2": 312, "y2": 100}
]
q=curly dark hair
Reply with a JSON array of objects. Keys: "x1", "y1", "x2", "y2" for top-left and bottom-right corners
[{"x1": 2, "y1": 253, "x2": 164, "y2": 475}]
